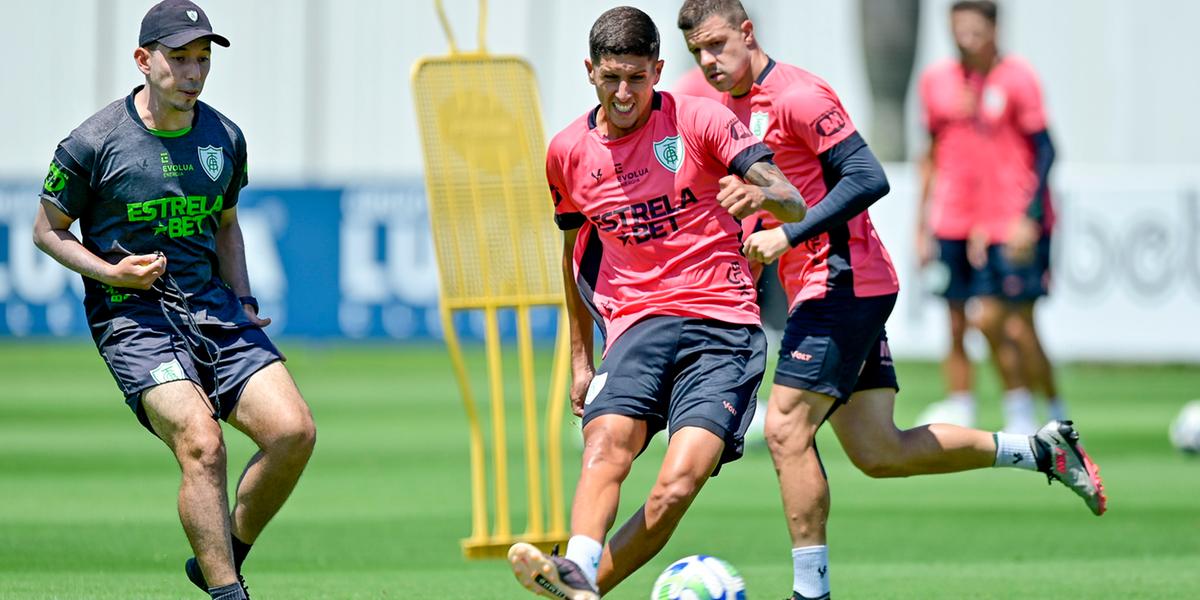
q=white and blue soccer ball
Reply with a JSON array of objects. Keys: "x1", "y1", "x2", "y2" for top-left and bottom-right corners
[
  {"x1": 1169, "y1": 400, "x2": 1200, "y2": 454},
  {"x1": 650, "y1": 554, "x2": 746, "y2": 600}
]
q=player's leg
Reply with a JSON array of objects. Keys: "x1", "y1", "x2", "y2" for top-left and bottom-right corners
[
  {"x1": 916, "y1": 239, "x2": 976, "y2": 427},
  {"x1": 980, "y1": 241, "x2": 1043, "y2": 432},
  {"x1": 595, "y1": 425, "x2": 725, "y2": 594},
  {"x1": 509, "y1": 317, "x2": 676, "y2": 600},
  {"x1": 1006, "y1": 302, "x2": 1065, "y2": 420},
  {"x1": 177, "y1": 326, "x2": 310, "y2": 588},
  {"x1": 141, "y1": 379, "x2": 239, "y2": 589},
  {"x1": 1004, "y1": 237, "x2": 1067, "y2": 420},
  {"x1": 765, "y1": 296, "x2": 895, "y2": 600},
  {"x1": 764, "y1": 383, "x2": 836, "y2": 600},
  {"x1": 509, "y1": 413, "x2": 645, "y2": 600},
  {"x1": 225, "y1": 361, "x2": 316, "y2": 549},
  {"x1": 97, "y1": 324, "x2": 244, "y2": 596},
  {"x1": 975, "y1": 294, "x2": 1037, "y2": 432},
  {"x1": 832, "y1": 334, "x2": 1105, "y2": 514},
  {"x1": 830, "y1": 387, "x2": 995, "y2": 476},
  {"x1": 595, "y1": 319, "x2": 766, "y2": 595},
  {"x1": 571, "y1": 414, "x2": 647, "y2": 568}
]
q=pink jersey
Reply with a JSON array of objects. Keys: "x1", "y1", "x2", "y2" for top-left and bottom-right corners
[
  {"x1": 672, "y1": 66, "x2": 725, "y2": 101},
  {"x1": 547, "y1": 91, "x2": 772, "y2": 351},
  {"x1": 920, "y1": 56, "x2": 1055, "y2": 242},
  {"x1": 720, "y1": 60, "x2": 899, "y2": 308}
]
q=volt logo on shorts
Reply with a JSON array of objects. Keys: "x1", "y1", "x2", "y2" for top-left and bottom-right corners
[
  {"x1": 150, "y1": 359, "x2": 187, "y2": 384},
  {"x1": 584, "y1": 372, "x2": 608, "y2": 406},
  {"x1": 791, "y1": 350, "x2": 813, "y2": 361}
]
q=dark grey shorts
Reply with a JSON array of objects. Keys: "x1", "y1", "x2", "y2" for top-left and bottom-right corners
[
  {"x1": 95, "y1": 322, "x2": 284, "y2": 434},
  {"x1": 582, "y1": 316, "x2": 767, "y2": 467},
  {"x1": 774, "y1": 293, "x2": 899, "y2": 403}
]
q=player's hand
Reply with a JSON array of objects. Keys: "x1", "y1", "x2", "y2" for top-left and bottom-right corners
[
  {"x1": 915, "y1": 231, "x2": 936, "y2": 267},
  {"x1": 242, "y1": 304, "x2": 272, "y2": 328},
  {"x1": 569, "y1": 368, "x2": 595, "y2": 418},
  {"x1": 966, "y1": 228, "x2": 989, "y2": 270},
  {"x1": 742, "y1": 228, "x2": 791, "y2": 264},
  {"x1": 717, "y1": 175, "x2": 765, "y2": 220},
  {"x1": 104, "y1": 253, "x2": 166, "y2": 290},
  {"x1": 1004, "y1": 216, "x2": 1040, "y2": 265}
]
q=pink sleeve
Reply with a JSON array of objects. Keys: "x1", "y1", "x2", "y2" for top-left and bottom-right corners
[
  {"x1": 546, "y1": 143, "x2": 584, "y2": 230},
  {"x1": 777, "y1": 84, "x2": 857, "y2": 155},
  {"x1": 679, "y1": 96, "x2": 767, "y2": 169},
  {"x1": 1011, "y1": 64, "x2": 1048, "y2": 134},
  {"x1": 918, "y1": 70, "x2": 939, "y2": 134}
]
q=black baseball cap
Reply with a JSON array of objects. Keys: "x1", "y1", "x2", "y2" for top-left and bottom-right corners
[{"x1": 138, "y1": 0, "x2": 230, "y2": 49}]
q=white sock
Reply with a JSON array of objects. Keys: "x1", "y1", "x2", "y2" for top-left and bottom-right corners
[
  {"x1": 792, "y1": 545, "x2": 830, "y2": 599},
  {"x1": 993, "y1": 432, "x2": 1038, "y2": 471},
  {"x1": 564, "y1": 535, "x2": 602, "y2": 588},
  {"x1": 1003, "y1": 388, "x2": 1037, "y2": 432},
  {"x1": 1048, "y1": 397, "x2": 1068, "y2": 421},
  {"x1": 947, "y1": 391, "x2": 974, "y2": 406}
]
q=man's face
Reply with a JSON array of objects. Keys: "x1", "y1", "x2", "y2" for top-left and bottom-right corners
[
  {"x1": 951, "y1": 10, "x2": 995, "y2": 62},
  {"x1": 684, "y1": 14, "x2": 753, "y2": 94},
  {"x1": 141, "y1": 38, "x2": 212, "y2": 112},
  {"x1": 586, "y1": 53, "x2": 663, "y2": 136}
]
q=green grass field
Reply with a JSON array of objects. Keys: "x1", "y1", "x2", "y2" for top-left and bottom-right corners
[{"x1": 2, "y1": 340, "x2": 1198, "y2": 599}]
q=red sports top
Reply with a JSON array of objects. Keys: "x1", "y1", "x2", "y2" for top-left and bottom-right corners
[
  {"x1": 721, "y1": 60, "x2": 899, "y2": 308},
  {"x1": 548, "y1": 91, "x2": 773, "y2": 351},
  {"x1": 919, "y1": 55, "x2": 1055, "y2": 242}
]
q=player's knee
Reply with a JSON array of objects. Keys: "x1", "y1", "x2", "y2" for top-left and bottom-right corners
[
  {"x1": 844, "y1": 444, "x2": 905, "y2": 478},
  {"x1": 764, "y1": 408, "x2": 816, "y2": 458},
  {"x1": 581, "y1": 432, "x2": 637, "y2": 479},
  {"x1": 277, "y1": 413, "x2": 316, "y2": 460},
  {"x1": 648, "y1": 474, "x2": 701, "y2": 517},
  {"x1": 178, "y1": 423, "x2": 226, "y2": 473}
]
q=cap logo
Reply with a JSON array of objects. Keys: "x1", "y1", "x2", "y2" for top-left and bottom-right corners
[{"x1": 186, "y1": 10, "x2": 198, "y2": 21}]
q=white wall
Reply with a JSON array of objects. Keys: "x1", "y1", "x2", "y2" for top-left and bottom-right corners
[{"x1": 3, "y1": 0, "x2": 1197, "y2": 183}]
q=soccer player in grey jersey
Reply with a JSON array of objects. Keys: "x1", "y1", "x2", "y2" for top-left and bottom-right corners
[{"x1": 32, "y1": 2, "x2": 314, "y2": 598}]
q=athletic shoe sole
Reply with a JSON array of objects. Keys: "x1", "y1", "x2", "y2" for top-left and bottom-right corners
[{"x1": 508, "y1": 543, "x2": 599, "y2": 600}]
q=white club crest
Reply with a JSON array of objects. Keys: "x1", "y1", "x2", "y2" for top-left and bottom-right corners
[
  {"x1": 186, "y1": 10, "x2": 199, "y2": 22},
  {"x1": 652, "y1": 135, "x2": 684, "y2": 173},
  {"x1": 749, "y1": 112, "x2": 769, "y2": 139},
  {"x1": 197, "y1": 146, "x2": 224, "y2": 181}
]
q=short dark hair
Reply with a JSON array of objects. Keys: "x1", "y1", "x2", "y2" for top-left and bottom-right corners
[
  {"x1": 589, "y1": 6, "x2": 660, "y2": 62},
  {"x1": 677, "y1": 0, "x2": 749, "y2": 31},
  {"x1": 951, "y1": 0, "x2": 998, "y2": 24}
]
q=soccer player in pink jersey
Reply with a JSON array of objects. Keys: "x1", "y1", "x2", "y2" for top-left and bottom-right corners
[
  {"x1": 506, "y1": 7, "x2": 806, "y2": 599},
  {"x1": 915, "y1": 0, "x2": 1065, "y2": 434},
  {"x1": 673, "y1": 65, "x2": 725, "y2": 101},
  {"x1": 677, "y1": 1, "x2": 1104, "y2": 598}
]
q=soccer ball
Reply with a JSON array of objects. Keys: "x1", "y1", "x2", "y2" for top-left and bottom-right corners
[
  {"x1": 650, "y1": 555, "x2": 746, "y2": 600},
  {"x1": 1169, "y1": 400, "x2": 1200, "y2": 454}
]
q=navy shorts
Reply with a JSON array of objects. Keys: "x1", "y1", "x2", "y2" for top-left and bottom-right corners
[
  {"x1": 583, "y1": 316, "x2": 767, "y2": 467},
  {"x1": 937, "y1": 237, "x2": 1051, "y2": 302},
  {"x1": 774, "y1": 293, "x2": 899, "y2": 403},
  {"x1": 95, "y1": 322, "x2": 284, "y2": 434}
]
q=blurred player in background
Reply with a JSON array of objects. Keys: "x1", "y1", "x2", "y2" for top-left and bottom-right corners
[
  {"x1": 31, "y1": 2, "x2": 315, "y2": 598},
  {"x1": 506, "y1": 7, "x2": 806, "y2": 599},
  {"x1": 914, "y1": 0, "x2": 1065, "y2": 433},
  {"x1": 677, "y1": 1, "x2": 1104, "y2": 598}
]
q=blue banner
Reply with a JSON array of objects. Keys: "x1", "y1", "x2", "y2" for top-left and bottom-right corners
[{"x1": 1, "y1": 182, "x2": 559, "y2": 340}]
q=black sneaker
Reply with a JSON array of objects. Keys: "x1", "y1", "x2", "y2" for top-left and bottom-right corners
[
  {"x1": 185, "y1": 557, "x2": 207, "y2": 591},
  {"x1": 185, "y1": 557, "x2": 250, "y2": 598},
  {"x1": 507, "y1": 542, "x2": 599, "y2": 600}
]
